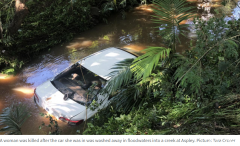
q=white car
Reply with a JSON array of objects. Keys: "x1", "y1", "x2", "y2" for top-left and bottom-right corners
[{"x1": 34, "y1": 47, "x2": 136, "y2": 125}]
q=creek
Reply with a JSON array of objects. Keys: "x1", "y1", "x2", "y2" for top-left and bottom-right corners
[{"x1": 0, "y1": 1, "x2": 239, "y2": 134}]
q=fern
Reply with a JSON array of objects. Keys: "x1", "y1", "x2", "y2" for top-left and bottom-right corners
[{"x1": 174, "y1": 16, "x2": 240, "y2": 100}]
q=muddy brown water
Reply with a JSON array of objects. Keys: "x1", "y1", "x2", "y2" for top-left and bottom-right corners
[{"x1": 0, "y1": 1, "x2": 240, "y2": 134}]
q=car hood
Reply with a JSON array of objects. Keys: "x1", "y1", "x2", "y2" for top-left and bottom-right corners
[{"x1": 36, "y1": 80, "x2": 86, "y2": 119}]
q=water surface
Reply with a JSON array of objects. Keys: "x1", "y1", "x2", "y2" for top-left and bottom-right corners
[{"x1": 0, "y1": 0, "x2": 239, "y2": 134}]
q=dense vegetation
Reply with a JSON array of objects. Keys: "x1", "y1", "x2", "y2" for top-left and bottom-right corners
[
  {"x1": 0, "y1": 0, "x2": 144, "y2": 74},
  {"x1": 1, "y1": 0, "x2": 240, "y2": 135},
  {"x1": 84, "y1": 0, "x2": 240, "y2": 135}
]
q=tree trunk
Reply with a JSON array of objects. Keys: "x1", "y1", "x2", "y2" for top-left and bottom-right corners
[
  {"x1": 0, "y1": 20, "x2": 3, "y2": 39},
  {"x1": 8, "y1": 0, "x2": 28, "y2": 36}
]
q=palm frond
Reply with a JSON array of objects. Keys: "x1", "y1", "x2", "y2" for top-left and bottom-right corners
[
  {"x1": 102, "y1": 58, "x2": 134, "y2": 95},
  {"x1": 152, "y1": 0, "x2": 195, "y2": 26},
  {"x1": 99, "y1": 58, "x2": 146, "y2": 112},
  {"x1": 131, "y1": 47, "x2": 171, "y2": 80},
  {"x1": 151, "y1": 0, "x2": 195, "y2": 46},
  {"x1": 111, "y1": 84, "x2": 143, "y2": 113},
  {"x1": 0, "y1": 103, "x2": 30, "y2": 135}
]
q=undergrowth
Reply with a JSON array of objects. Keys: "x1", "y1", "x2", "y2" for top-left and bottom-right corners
[{"x1": 84, "y1": 0, "x2": 240, "y2": 135}]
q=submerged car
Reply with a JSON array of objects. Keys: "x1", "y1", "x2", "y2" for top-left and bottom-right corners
[{"x1": 34, "y1": 47, "x2": 136, "y2": 125}]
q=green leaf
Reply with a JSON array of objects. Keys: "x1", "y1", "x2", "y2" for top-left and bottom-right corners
[
  {"x1": 226, "y1": 40, "x2": 238, "y2": 48},
  {"x1": 131, "y1": 47, "x2": 171, "y2": 80},
  {"x1": 115, "y1": 117, "x2": 121, "y2": 121},
  {"x1": 0, "y1": 103, "x2": 30, "y2": 135},
  {"x1": 218, "y1": 57, "x2": 224, "y2": 61},
  {"x1": 151, "y1": 0, "x2": 195, "y2": 47},
  {"x1": 39, "y1": 113, "x2": 45, "y2": 117}
]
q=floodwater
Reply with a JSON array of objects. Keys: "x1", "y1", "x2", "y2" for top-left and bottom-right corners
[{"x1": 0, "y1": 0, "x2": 240, "y2": 134}]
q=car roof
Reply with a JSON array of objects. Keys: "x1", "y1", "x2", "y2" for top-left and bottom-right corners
[{"x1": 78, "y1": 47, "x2": 136, "y2": 80}]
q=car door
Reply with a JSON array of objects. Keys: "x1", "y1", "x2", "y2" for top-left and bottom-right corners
[{"x1": 85, "y1": 93, "x2": 109, "y2": 119}]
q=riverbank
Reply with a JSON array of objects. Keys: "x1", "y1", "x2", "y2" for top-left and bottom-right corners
[
  {"x1": 0, "y1": 0, "x2": 142, "y2": 74},
  {"x1": 0, "y1": 2, "x2": 166, "y2": 134}
]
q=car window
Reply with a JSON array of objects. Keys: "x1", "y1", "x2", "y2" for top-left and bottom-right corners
[{"x1": 51, "y1": 64, "x2": 107, "y2": 105}]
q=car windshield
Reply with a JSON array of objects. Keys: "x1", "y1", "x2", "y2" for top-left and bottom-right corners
[{"x1": 51, "y1": 63, "x2": 107, "y2": 105}]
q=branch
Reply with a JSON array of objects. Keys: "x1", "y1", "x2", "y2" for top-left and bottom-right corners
[
  {"x1": 176, "y1": 34, "x2": 240, "y2": 85},
  {"x1": 0, "y1": 20, "x2": 3, "y2": 39}
]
